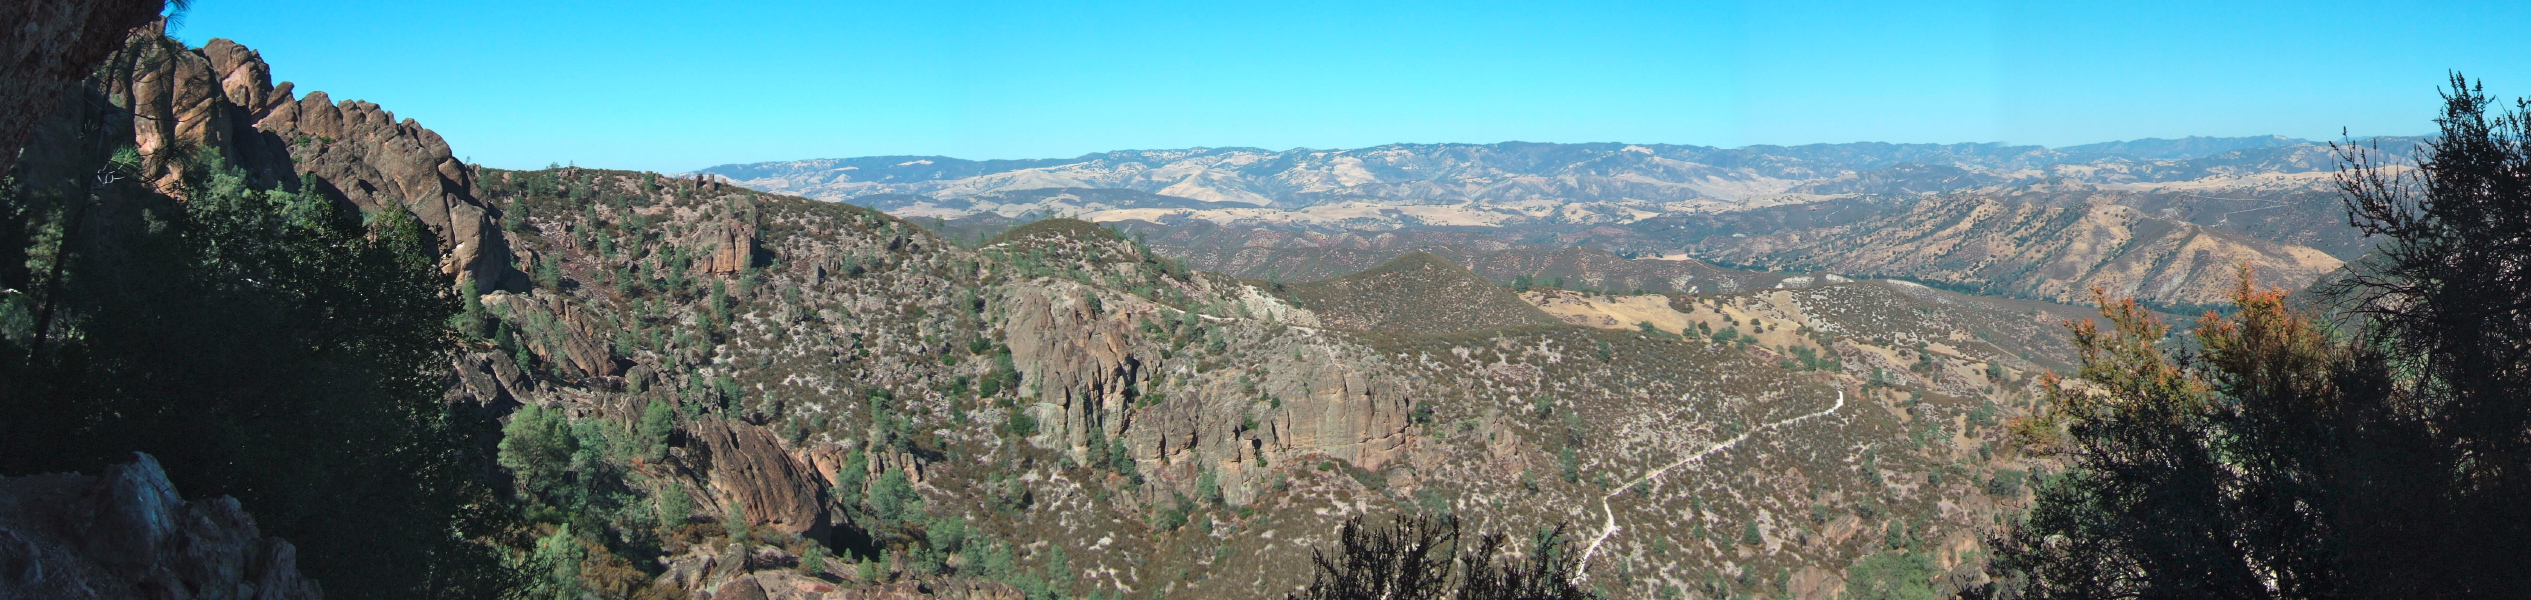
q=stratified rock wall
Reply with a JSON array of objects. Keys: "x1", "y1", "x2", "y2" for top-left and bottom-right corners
[{"x1": 0, "y1": 453, "x2": 322, "y2": 599}]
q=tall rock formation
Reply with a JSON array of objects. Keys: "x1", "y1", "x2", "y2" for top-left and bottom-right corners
[{"x1": 30, "y1": 28, "x2": 518, "y2": 290}]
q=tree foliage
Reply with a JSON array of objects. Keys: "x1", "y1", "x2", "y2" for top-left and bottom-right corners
[
  {"x1": 1986, "y1": 75, "x2": 2531, "y2": 599},
  {"x1": 0, "y1": 151, "x2": 514, "y2": 597}
]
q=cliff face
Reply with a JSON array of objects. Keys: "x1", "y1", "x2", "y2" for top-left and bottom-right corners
[
  {"x1": 0, "y1": 0, "x2": 164, "y2": 174},
  {"x1": 0, "y1": 453, "x2": 322, "y2": 600},
  {"x1": 33, "y1": 30, "x2": 517, "y2": 290}
]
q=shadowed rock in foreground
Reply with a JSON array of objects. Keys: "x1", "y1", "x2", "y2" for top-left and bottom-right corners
[{"x1": 0, "y1": 453, "x2": 320, "y2": 599}]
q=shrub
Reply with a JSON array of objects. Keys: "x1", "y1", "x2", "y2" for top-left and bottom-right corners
[
  {"x1": 1985, "y1": 468, "x2": 2025, "y2": 498},
  {"x1": 638, "y1": 399, "x2": 676, "y2": 461},
  {"x1": 870, "y1": 468, "x2": 921, "y2": 522},
  {"x1": 1845, "y1": 550, "x2": 1940, "y2": 600},
  {"x1": 1002, "y1": 407, "x2": 1038, "y2": 439},
  {"x1": 522, "y1": 525, "x2": 589, "y2": 600},
  {"x1": 1197, "y1": 469, "x2": 1223, "y2": 506}
]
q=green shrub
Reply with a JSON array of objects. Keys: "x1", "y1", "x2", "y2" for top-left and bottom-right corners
[
  {"x1": 1558, "y1": 446, "x2": 1581, "y2": 483},
  {"x1": 1845, "y1": 550, "x2": 1940, "y2": 600},
  {"x1": 655, "y1": 484, "x2": 692, "y2": 525},
  {"x1": 1986, "y1": 468, "x2": 2026, "y2": 497},
  {"x1": 1002, "y1": 407, "x2": 1038, "y2": 439},
  {"x1": 522, "y1": 525, "x2": 589, "y2": 600},
  {"x1": 799, "y1": 543, "x2": 830, "y2": 578},
  {"x1": 1197, "y1": 469, "x2": 1223, "y2": 506},
  {"x1": 870, "y1": 468, "x2": 921, "y2": 522},
  {"x1": 638, "y1": 399, "x2": 676, "y2": 461}
]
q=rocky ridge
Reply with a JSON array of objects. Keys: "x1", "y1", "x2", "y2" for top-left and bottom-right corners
[
  {"x1": 1124, "y1": 221, "x2": 1793, "y2": 295},
  {"x1": 1275, "y1": 252, "x2": 1563, "y2": 333},
  {"x1": 24, "y1": 27, "x2": 518, "y2": 290}
]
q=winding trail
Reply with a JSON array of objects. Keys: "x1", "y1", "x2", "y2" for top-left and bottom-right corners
[{"x1": 1575, "y1": 389, "x2": 1847, "y2": 577}]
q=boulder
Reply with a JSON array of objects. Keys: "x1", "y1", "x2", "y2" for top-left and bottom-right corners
[{"x1": 688, "y1": 419, "x2": 828, "y2": 539}]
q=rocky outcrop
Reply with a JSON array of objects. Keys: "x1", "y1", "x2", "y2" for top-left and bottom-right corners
[
  {"x1": 0, "y1": 0, "x2": 163, "y2": 174},
  {"x1": 258, "y1": 88, "x2": 513, "y2": 287},
  {"x1": 702, "y1": 220, "x2": 761, "y2": 275},
  {"x1": 445, "y1": 350, "x2": 532, "y2": 408},
  {"x1": 62, "y1": 31, "x2": 517, "y2": 290},
  {"x1": 999, "y1": 282, "x2": 1151, "y2": 461},
  {"x1": 1123, "y1": 338, "x2": 1419, "y2": 506},
  {"x1": 0, "y1": 453, "x2": 321, "y2": 599},
  {"x1": 688, "y1": 419, "x2": 829, "y2": 540},
  {"x1": 996, "y1": 268, "x2": 1420, "y2": 506},
  {"x1": 484, "y1": 291, "x2": 623, "y2": 378}
]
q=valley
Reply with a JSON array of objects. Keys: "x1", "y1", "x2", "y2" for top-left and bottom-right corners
[{"x1": 0, "y1": 17, "x2": 2423, "y2": 600}]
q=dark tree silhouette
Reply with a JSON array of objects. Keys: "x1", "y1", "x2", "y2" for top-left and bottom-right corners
[
  {"x1": 1984, "y1": 74, "x2": 2531, "y2": 600},
  {"x1": 1289, "y1": 514, "x2": 1594, "y2": 600}
]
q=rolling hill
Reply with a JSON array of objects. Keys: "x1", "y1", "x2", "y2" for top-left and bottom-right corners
[{"x1": 1680, "y1": 195, "x2": 2345, "y2": 309}]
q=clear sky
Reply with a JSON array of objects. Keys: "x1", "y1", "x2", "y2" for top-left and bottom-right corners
[{"x1": 175, "y1": 1, "x2": 2531, "y2": 173}]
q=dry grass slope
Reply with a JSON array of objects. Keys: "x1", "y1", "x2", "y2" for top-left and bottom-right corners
[{"x1": 1699, "y1": 195, "x2": 2342, "y2": 309}]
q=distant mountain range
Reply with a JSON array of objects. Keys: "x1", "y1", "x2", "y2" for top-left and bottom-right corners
[
  {"x1": 704, "y1": 136, "x2": 2413, "y2": 309},
  {"x1": 699, "y1": 136, "x2": 2420, "y2": 229}
]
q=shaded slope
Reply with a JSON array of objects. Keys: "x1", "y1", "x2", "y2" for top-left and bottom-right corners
[{"x1": 1280, "y1": 252, "x2": 1561, "y2": 333}]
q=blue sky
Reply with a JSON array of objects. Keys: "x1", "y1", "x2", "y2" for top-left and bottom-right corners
[{"x1": 177, "y1": 1, "x2": 2530, "y2": 172}]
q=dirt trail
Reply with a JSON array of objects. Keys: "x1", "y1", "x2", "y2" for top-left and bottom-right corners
[{"x1": 1576, "y1": 389, "x2": 1847, "y2": 576}]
